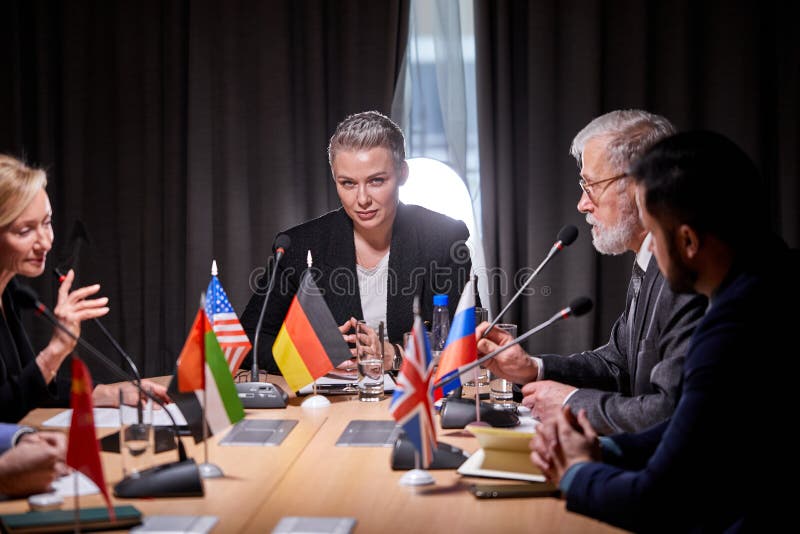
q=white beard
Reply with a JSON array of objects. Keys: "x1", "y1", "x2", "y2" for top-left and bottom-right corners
[{"x1": 585, "y1": 198, "x2": 640, "y2": 255}]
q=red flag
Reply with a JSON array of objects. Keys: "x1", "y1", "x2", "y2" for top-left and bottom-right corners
[
  {"x1": 177, "y1": 309, "x2": 205, "y2": 392},
  {"x1": 66, "y1": 358, "x2": 115, "y2": 521}
]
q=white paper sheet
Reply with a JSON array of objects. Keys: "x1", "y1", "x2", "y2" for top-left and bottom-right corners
[
  {"x1": 41, "y1": 403, "x2": 187, "y2": 428},
  {"x1": 49, "y1": 470, "x2": 100, "y2": 497}
]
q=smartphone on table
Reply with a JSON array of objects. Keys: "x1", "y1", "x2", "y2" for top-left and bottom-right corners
[{"x1": 469, "y1": 482, "x2": 560, "y2": 499}]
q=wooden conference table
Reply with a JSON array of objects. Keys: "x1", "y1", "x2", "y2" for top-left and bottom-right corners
[{"x1": 2, "y1": 378, "x2": 624, "y2": 533}]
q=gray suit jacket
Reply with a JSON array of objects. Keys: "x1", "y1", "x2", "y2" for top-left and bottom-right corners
[{"x1": 539, "y1": 256, "x2": 707, "y2": 434}]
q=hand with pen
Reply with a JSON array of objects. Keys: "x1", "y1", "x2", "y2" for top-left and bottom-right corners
[{"x1": 529, "y1": 406, "x2": 602, "y2": 485}]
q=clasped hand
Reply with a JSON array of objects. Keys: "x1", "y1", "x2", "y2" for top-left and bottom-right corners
[
  {"x1": 0, "y1": 431, "x2": 68, "y2": 497},
  {"x1": 529, "y1": 406, "x2": 601, "y2": 485},
  {"x1": 337, "y1": 317, "x2": 392, "y2": 370}
]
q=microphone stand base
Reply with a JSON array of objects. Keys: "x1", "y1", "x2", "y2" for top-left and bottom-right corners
[
  {"x1": 235, "y1": 381, "x2": 289, "y2": 409},
  {"x1": 113, "y1": 459, "x2": 203, "y2": 498}
]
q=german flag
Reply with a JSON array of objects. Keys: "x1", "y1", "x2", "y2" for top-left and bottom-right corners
[{"x1": 272, "y1": 269, "x2": 352, "y2": 392}]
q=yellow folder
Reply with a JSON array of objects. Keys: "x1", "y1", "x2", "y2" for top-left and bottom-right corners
[{"x1": 457, "y1": 424, "x2": 545, "y2": 482}]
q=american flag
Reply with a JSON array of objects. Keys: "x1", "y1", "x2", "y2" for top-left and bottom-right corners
[
  {"x1": 205, "y1": 271, "x2": 252, "y2": 374},
  {"x1": 389, "y1": 308, "x2": 437, "y2": 468}
]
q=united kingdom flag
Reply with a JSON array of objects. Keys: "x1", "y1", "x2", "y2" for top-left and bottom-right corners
[
  {"x1": 389, "y1": 303, "x2": 437, "y2": 468},
  {"x1": 205, "y1": 260, "x2": 252, "y2": 374}
]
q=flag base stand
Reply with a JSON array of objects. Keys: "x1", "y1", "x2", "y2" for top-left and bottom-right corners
[
  {"x1": 301, "y1": 394, "x2": 331, "y2": 408},
  {"x1": 399, "y1": 469, "x2": 435, "y2": 486},
  {"x1": 198, "y1": 462, "x2": 224, "y2": 478},
  {"x1": 466, "y1": 420, "x2": 491, "y2": 427}
]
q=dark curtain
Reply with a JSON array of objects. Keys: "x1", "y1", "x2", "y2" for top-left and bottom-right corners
[
  {"x1": 0, "y1": 0, "x2": 409, "y2": 381},
  {"x1": 476, "y1": 0, "x2": 799, "y2": 354}
]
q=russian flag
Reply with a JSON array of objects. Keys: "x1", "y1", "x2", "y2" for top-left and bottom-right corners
[{"x1": 432, "y1": 282, "x2": 476, "y2": 400}]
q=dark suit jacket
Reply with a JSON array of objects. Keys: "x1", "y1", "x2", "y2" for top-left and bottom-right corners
[
  {"x1": 540, "y1": 255, "x2": 707, "y2": 434},
  {"x1": 240, "y1": 203, "x2": 471, "y2": 374},
  {"x1": 564, "y1": 242, "x2": 795, "y2": 532},
  {"x1": 0, "y1": 278, "x2": 67, "y2": 423}
]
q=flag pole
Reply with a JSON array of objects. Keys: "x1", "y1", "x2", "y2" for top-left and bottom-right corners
[
  {"x1": 398, "y1": 296, "x2": 435, "y2": 487},
  {"x1": 198, "y1": 288, "x2": 224, "y2": 478},
  {"x1": 473, "y1": 368, "x2": 482, "y2": 422},
  {"x1": 73, "y1": 469, "x2": 81, "y2": 532},
  {"x1": 301, "y1": 250, "x2": 332, "y2": 408}
]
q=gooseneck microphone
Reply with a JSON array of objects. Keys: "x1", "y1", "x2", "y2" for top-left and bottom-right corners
[
  {"x1": 434, "y1": 296, "x2": 592, "y2": 391},
  {"x1": 252, "y1": 234, "x2": 291, "y2": 381},
  {"x1": 235, "y1": 234, "x2": 291, "y2": 409},
  {"x1": 481, "y1": 225, "x2": 579, "y2": 339},
  {"x1": 13, "y1": 284, "x2": 203, "y2": 498},
  {"x1": 54, "y1": 268, "x2": 142, "y2": 385}
]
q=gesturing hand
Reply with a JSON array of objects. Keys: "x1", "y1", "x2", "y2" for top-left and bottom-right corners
[
  {"x1": 476, "y1": 321, "x2": 539, "y2": 383},
  {"x1": 49, "y1": 269, "x2": 109, "y2": 358}
]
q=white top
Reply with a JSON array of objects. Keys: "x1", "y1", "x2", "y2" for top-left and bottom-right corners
[
  {"x1": 356, "y1": 252, "x2": 390, "y2": 329},
  {"x1": 635, "y1": 233, "x2": 654, "y2": 272}
]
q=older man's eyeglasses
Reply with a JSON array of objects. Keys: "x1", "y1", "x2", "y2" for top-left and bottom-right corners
[{"x1": 578, "y1": 173, "x2": 627, "y2": 203}]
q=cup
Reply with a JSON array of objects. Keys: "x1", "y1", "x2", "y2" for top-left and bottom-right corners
[
  {"x1": 489, "y1": 323, "x2": 517, "y2": 406},
  {"x1": 463, "y1": 307, "x2": 491, "y2": 389},
  {"x1": 356, "y1": 320, "x2": 384, "y2": 402},
  {"x1": 120, "y1": 391, "x2": 154, "y2": 477},
  {"x1": 402, "y1": 330, "x2": 433, "y2": 367}
]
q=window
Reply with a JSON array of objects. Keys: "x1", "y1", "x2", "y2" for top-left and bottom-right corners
[{"x1": 392, "y1": 0, "x2": 488, "y2": 308}]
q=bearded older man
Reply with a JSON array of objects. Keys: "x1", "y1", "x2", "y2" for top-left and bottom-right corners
[{"x1": 478, "y1": 110, "x2": 707, "y2": 434}]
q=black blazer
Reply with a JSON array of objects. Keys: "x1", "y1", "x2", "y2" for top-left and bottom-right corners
[
  {"x1": 0, "y1": 278, "x2": 67, "y2": 423},
  {"x1": 241, "y1": 203, "x2": 472, "y2": 374}
]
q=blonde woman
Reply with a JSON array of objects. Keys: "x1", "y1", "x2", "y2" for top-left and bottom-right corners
[{"x1": 0, "y1": 154, "x2": 167, "y2": 422}]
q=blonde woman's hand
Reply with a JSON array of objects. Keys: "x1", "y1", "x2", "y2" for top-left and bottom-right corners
[{"x1": 48, "y1": 269, "x2": 109, "y2": 358}]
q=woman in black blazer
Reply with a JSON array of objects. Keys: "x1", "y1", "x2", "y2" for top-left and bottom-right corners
[
  {"x1": 0, "y1": 155, "x2": 168, "y2": 423},
  {"x1": 241, "y1": 111, "x2": 472, "y2": 374}
]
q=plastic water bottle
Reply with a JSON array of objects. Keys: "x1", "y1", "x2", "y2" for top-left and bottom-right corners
[{"x1": 431, "y1": 294, "x2": 450, "y2": 363}]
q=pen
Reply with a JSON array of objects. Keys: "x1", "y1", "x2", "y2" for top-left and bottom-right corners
[{"x1": 379, "y1": 321, "x2": 385, "y2": 363}]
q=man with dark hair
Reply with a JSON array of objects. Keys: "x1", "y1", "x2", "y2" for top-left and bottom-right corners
[
  {"x1": 530, "y1": 130, "x2": 794, "y2": 532},
  {"x1": 480, "y1": 110, "x2": 707, "y2": 433}
]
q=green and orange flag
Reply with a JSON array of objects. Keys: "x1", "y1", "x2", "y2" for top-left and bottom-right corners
[
  {"x1": 272, "y1": 269, "x2": 352, "y2": 392},
  {"x1": 177, "y1": 308, "x2": 244, "y2": 434},
  {"x1": 66, "y1": 358, "x2": 115, "y2": 520}
]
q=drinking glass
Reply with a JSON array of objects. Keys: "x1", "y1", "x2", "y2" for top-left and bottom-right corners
[
  {"x1": 463, "y1": 307, "x2": 491, "y2": 389},
  {"x1": 356, "y1": 320, "x2": 384, "y2": 402},
  {"x1": 489, "y1": 323, "x2": 517, "y2": 407},
  {"x1": 402, "y1": 331, "x2": 433, "y2": 362},
  {"x1": 120, "y1": 390, "x2": 153, "y2": 478}
]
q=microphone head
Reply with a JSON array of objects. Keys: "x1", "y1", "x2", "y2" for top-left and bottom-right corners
[
  {"x1": 12, "y1": 284, "x2": 41, "y2": 310},
  {"x1": 557, "y1": 225, "x2": 579, "y2": 247},
  {"x1": 273, "y1": 233, "x2": 291, "y2": 255},
  {"x1": 568, "y1": 296, "x2": 593, "y2": 317}
]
